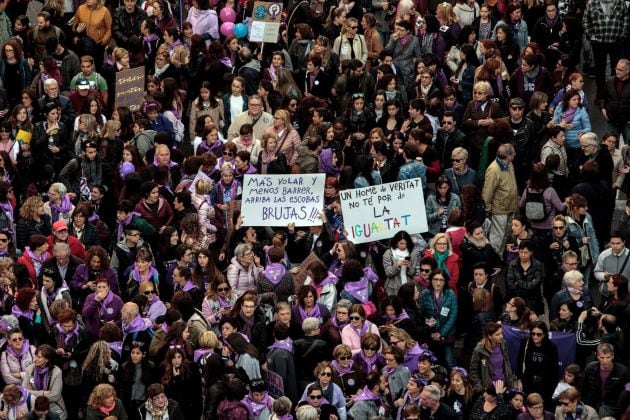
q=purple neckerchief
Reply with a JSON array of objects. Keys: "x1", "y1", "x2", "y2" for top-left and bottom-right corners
[
  {"x1": 122, "y1": 315, "x2": 151, "y2": 334},
  {"x1": 344, "y1": 277, "x2": 369, "y2": 304},
  {"x1": 216, "y1": 157, "x2": 235, "y2": 170},
  {"x1": 132, "y1": 265, "x2": 158, "y2": 283},
  {"x1": 6, "y1": 339, "x2": 30, "y2": 358},
  {"x1": 387, "y1": 310, "x2": 410, "y2": 323},
  {"x1": 331, "y1": 359, "x2": 354, "y2": 375},
  {"x1": 496, "y1": 75, "x2": 504, "y2": 95},
  {"x1": 116, "y1": 211, "x2": 141, "y2": 239},
  {"x1": 167, "y1": 39, "x2": 183, "y2": 54},
  {"x1": 268, "y1": 338, "x2": 293, "y2": 353},
  {"x1": 43, "y1": 287, "x2": 59, "y2": 307},
  {"x1": 563, "y1": 107, "x2": 577, "y2": 124},
  {"x1": 33, "y1": 366, "x2": 49, "y2": 391},
  {"x1": 108, "y1": 341, "x2": 122, "y2": 357},
  {"x1": 383, "y1": 365, "x2": 397, "y2": 376},
  {"x1": 175, "y1": 280, "x2": 195, "y2": 292},
  {"x1": 218, "y1": 296, "x2": 233, "y2": 308},
  {"x1": 329, "y1": 259, "x2": 344, "y2": 278},
  {"x1": 193, "y1": 348, "x2": 213, "y2": 363},
  {"x1": 24, "y1": 246, "x2": 48, "y2": 267},
  {"x1": 10, "y1": 387, "x2": 29, "y2": 418},
  {"x1": 354, "y1": 386, "x2": 381, "y2": 402},
  {"x1": 242, "y1": 392, "x2": 272, "y2": 417},
  {"x1": 0, "y1": 200, "x2": 13, "y2": 224},
  {"x1": 198, "y1": 139, "x2": 223, "y2": 156},
  {"x1": 318, "y1": 273, "x2": 337, "y2": 287},
  {"x1": 319, "y1": 148, "x2": 340, "y2": 176},
  {"x1": 237, "y1": 164, "x2": 257, "y2": 176},
  {"x1": 331, "y1": 316, "x2": 349, "y2": 332},
  {"x1": 364, "y1": 267, "x2": 378, "y2": 284},
  {"x1": 350, "y1": 320, "x2": 372, "y2": 338},
  {"x1": 98, "y1": 291, "x2": 115, "y2": 319},
  {"x1": 357, "y1": 350, "x2": 378, "y2": 372},
  {"x1": 142, "y1": 34, "x2": 159, "y2": 55},
  {"x1": 12, "y1": 305, "x2": 33, "y2": 321},
  {"x1": 56, "y1": 322, "x2": 80, "y2": 344},
  {"x1": 474, "y1": 100, "x2": 488, "y2": 111},
  {"x1": 49, "y1": 196, "x2": 73, "y2": 221},
  {"x1": 278, "y1": 416, "x2": 293, "y2": 420},
  {"x1": 298, "y1": 304, "x2": 321, "y2": 322},
  {"x1": 262, "y1": 263, "x2": 286, "y2": 285},
  {"x1": 152, "y1": 157, "x2": 178, "y2": 168}
]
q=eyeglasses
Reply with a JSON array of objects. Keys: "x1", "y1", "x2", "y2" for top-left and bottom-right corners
[
  {"x1": 143, "y1": 290, "x2": 155, "y2": 295},
  {"x1": 442, "y1": 121, "x2": 454, "y2": 125},
  {"x1": 349, "y1": 26, "x2": 358, "y2": 29},
  {"x1": 385, "y1": 357, "x2": 396, "y2": 362},
  {"x1": 349, "y1": 316, "x2": 361, "y2": 321},
  {"x1": 451, "y1": 158, "x2": 462, "y2": 162},
  {"x1": 249, "y1": 103, "x2": 262, "y2": 108},
  {"x1": 553, "y1": 226, "x2": 565, "y2": 230},
  {"x1": 510, "y1": 106, "x2": 524, "y2": 110},
  {"x1": 217, "y1": 287, "x2": 230, "y2": 292},
  {"x1": 531, "y1": 332, "x2": 544, "y2": 337},
  {"x1": 558, "y1": 401, "x2": 571, "y2": 406},
  {"x1": 363, "y1": 347, "x2": 377, "y2": 351},
  {"x1": 308, "y1": 394, "x2": 323, "y2": 399},
  {"x1": 11, "y1": 337, "x2": 24, "y2": 342},
  {"x1": 529, "y1": 405, "x2": 544, "y2": 410},
  {"x1": 319, "y1": 371, "x2": 332, "y2": 377},
  {"x1": 435, "y1": 242, "x2": 448, "y2": 246},
  {"x1": 337, "y1": 356, "x2": 351, "y2": 361},
  {"x1": 390, "y1": 340, "x2": 400, "y2": 345},
  {"x1": 0, "y1": 129, "x2": 9, "y2": 133},
  {"x1": 0, "y1": 238, "x2": 8, "y2": 243},
  {"x1": 223, "y1": 152, "x2": 233, "y2": 157},
  {"x1": 4, "y1": 49, "x2": 13, "y2": 53},
  {"x1": 421, "y1": 269, "x2": 432, "y2": 273}
]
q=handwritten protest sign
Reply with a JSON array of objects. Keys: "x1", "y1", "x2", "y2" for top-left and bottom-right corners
[
  {"x1": 339, "y1": 178, "x2": 428, "y2": 244},
  {"x1": 250, "y1": 1, "x2": 283, "y2": 43},
  {"x1": 241, "y1": 174, "x2": 325, "y2": 226},
  {"x1": 115, "y1": 66, "x2": 145, "y2": 109}
]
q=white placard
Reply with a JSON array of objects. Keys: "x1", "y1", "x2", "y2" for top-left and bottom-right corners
[
  {"x1": 339, "y1": 178, "x2": 428, "y2": 244},
  {"x1": 241, "y1": 174, "x2": 325, "y2": 226}
]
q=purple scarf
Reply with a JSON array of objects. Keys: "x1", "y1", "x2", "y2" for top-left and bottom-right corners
[
  {"x1": 198, "y1": 139, "x2": 222, "y2": 156},
  {"x1": 262, "y1": 263, "x2": 286, "y2": 285},
  {"x1": 56, "y1": 322, "x2": 80, "y2": 345},
  {"x1": 0, "y1": 200, "x2": 13, "y2": 224},
  {"x1": 319, "y1": 148, "x2": 340, "y2": 176},
  {"x1": 354, "y1": 386, "x2": 381, "y2": 402},
  {"x1": 132, "y1": 265, "x2": 158, "y2": 283},
  {"x1": 142, "y1": 34, "x2": 159, "y2": 55},
  {"x1": 6, "y1": 339, "x2": 30, "y2": 358},
  {"x1": 193, "y1": 348, "x2": 213, "y2": 363},
  {"x1": 563, "y1": 107, "x2": 577, "y2": 124},
  {"x1": 218, "y1": 296, "x2": 233, "y2": 308},
  {"x1": 357, "y1": 350, "x2": 379, "y2": 373},
  {"x1": 98, "y1": 291, "x2": 115, "y2": 319},
  {"x1": 33, "y1": 366, "x2": 49, "y2": 391},
  {"x1": 268, "y1": 338, "x2": 293, "y2": 352},
  {"x1": 122, "y1": 315, "x2": 151, "y2": 334},
  {"x1": 108, "y1": 341, "x2": 122, "y2": 357},
  {"x1": 331, "y1": 316, "x2": 349, "y2": 332},
  {"x1": 331, "y1": 359, "x2": 354, "y2": 375},
  {"x1": 387, "y1": 310, "x2": 410, "y2": 323},
  {"x1": 318, "y1": 273, "x2": 337, "y2": 287},
  {"x1": 474, "y1": 100, "x2": 488, "y2": 111},
  {"x1": 242, "y1": 392, "x2": 272, "y2": 417},
  {"x1": 49, "y1": 196, "x2": 73, "y2": 221},
  {"x1": 10, "y1": 387, "x2": 29, "y2": 418},
  {"x1": 350, "y1": 320, "x2": 371, "y2": 338},
  {"x1": 175, "y1": 280, "x2": 196, "y2": 292},
  {"x1": 152, "y1": 157, "x2": 178, "y2": 168},
  {"x1": 344, "y1": 277, "x2": 369, "y2": 304},
  {"x1": 116, "y1": 211, "x2": 141, "y2": 239},
  {"x1": 12, "y1": 305, "x2": 34, "y2": 321},
  {"x1": 24, "y1": 246, "x2": 48, "y2": 267},
  {"x1": 43, "y1": 287, "x2": 59, "y2": 307},
  {"x1": 298, "y1": 304, "x2": 321, "y2": 322}
]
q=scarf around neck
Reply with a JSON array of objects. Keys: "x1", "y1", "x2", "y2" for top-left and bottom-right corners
[
  {"x1": 50, "y1": 196, "x2": 73, "y2": 221},
  {"x1": 331, "y1": 359, "x2": 354, "y2": 375},
  {"x1": 12, "y1": 304, "x2": 34, "y2": 321},
  {"x1": 242, "y1": 392, "x2": 271, "y2": 417},
  {"x1": 116, "y1": 211, "x2": 141, "y2": 239},
  {"x1": 6, "y1": 338, "x2": 30, "y2": 358},
  {"x1": 298, "y1": 303, "x2": 321, "y2": 322},
  {"x1": 354, "y1": 385, "x2": 381, "y2": 402},
  {"x1": 262, "y1": 263, "x2": 287, "y2": 285},
  {"x1": 33, "y1": 365, "x2": 50, "y2": 390},
  {"x1": 268, "y1": 337, "x2": 293, "y2": 353},
  {"x1": 56, "y1": 322, "x2": 80, "y2": 344},
  {"x1": 122, "y1": 315, "x2": 151, "y2": 334}
]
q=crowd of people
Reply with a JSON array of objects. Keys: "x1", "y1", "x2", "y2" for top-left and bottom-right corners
[{"x1": 0, "y1": 0, "x2": 628, "y2": 418}]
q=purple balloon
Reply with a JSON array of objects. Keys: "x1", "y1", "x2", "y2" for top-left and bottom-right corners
[
  {"x1": 220, "y1": 22, "x2": 235, "y2": 37},
  {"x1": 219, "y1": 7, "x2": 236, "y2": 23}
]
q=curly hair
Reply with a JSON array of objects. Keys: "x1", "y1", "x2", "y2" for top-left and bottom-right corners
[
  {"x1": 15, "y1": 287, "x2": 36, "y2": 310},
  {"x1": 87, "y1": 384, "x2": 116, "y2": 408},
  {"x1": 86, "y1": 246, "x2": 110, "y2": 270},
  {"x1": 19, "y1": 196, "x2": 43, "y2": 220}
]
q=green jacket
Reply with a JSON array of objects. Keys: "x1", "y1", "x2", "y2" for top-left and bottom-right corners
[{"x1": 470, "y1": 340, "x2": 517, "y2": 393}]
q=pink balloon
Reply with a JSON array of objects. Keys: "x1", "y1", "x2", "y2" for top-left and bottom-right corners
[
  {"x1": 211, "y1": 0, "x2": 220, "y2": 5},
  {"x1": 220, "y1": 22, "x2": 235, "y2": 37},
  {"x1": 220, "y1": 7, "x2": 236, "y2": 23}
]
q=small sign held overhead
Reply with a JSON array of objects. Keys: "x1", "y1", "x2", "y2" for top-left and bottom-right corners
[{"x1": 249, "y1": 1, "x2": 283, "y2": 43}]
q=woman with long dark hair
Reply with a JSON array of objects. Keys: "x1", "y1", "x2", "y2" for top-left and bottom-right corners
[
  {"x1": 516, "y1": 321, "x2": 559, "y2": 404},
  {"x1": 226, "y1": 332, "x2": 261, "y2": 383},
  {"x1": 160, "y1": 347, "x2": 202, "y2": 418}
]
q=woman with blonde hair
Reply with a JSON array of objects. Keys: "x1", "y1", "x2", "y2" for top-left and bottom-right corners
[
  {"x1": 73, "y1": 113, "x2": 99, "y2": 154},
  {"x1": 565, "y1": 193, "x2": 598, "y2": 288},
  {"x1": 436, "y1": 2, "x2": 462, "y2": 48},
  {"x1": 275, "y1": 68, "x2": 302, "y2": 101},
  {"x1": 388, "y1": 327, "x2": 423, "y2": 373},
  {"x1": 423, "y1": 233, "x2": 460, "y2": 293},
  {"x1": 257, "y1": 132, "x2": 288, "y2": 174},
  {"x1": 16, "y1": 196, "x2": 52, "y2": 250},
  {"x1": 81, "y1": 341, "x2": 119, "y2": 409},
  {"x1": 263, "y1": 109, "x2": 301, "y2": 166},
  {"x1": 311, "y1": 36, "x2": 341, "y2": 74},
  {"x1": 332, "y1": 17, "x2": 368, "y2": 64},
  {"x1": 86, "y1": 384, "x2": 127, "y2": 419}
]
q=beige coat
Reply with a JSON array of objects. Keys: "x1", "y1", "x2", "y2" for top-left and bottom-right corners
[{"x1": 482, "y1": 159, "x2": 518, "y2": 214}]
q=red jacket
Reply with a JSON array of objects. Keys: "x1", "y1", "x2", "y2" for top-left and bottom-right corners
[
  {"x1": 17, "y1": 251, "x2": 51, "y2": 286},
  {"x1": 423, "y1": 248, "x2": 460, "y2": 296},
  {"x1": 135, "y1": 197, "x2": 174, "y2": 232},
  {"x1": 46, "y1": 236, "x2": 87, "y2": 260}
]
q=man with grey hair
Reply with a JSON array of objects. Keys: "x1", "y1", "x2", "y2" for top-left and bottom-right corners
[
  {"x1": 482, "y1": 143, "x2": 518, "y2": 253},
  {"x1": 35, "y1": 78, "x2": 76, "y2": 124},
  {"x1": 42, "y1": 241, "x2": 83, "y2": 289},
  {"x1": 420, "y1": 384, "x2": 458, "y2": 419},
  {"x1": 578, "y1": 132, "x2": 614, "y2": 186},
  {"x1": 294, "y1": 317, "x2": 328, "y2": 391},
  {"x1": 601, "y1": 58, "x2": 630, "y2": 141},
  {"x1": 227, "y1": 94, "x2": 273, "y2": 141}
]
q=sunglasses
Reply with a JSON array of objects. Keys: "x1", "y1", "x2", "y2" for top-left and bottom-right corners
[
  {"x1": 11, "y1": 337, "x2": 24, "y2": 342},
  {"x1": 319, "y1": 371, "x2": 332, "y2": 377},
  {"x1": 421, "y1": 268, "x2": 432, "y2": 273},
  {"x1": 553, "y1": 226, "x2": 565, "y2": 230},
  {"x1": 349, "y1": 316, "x2": 362, "y2": 321},
  {"x1": 217, "y1": 287, "x2": 230, "y2": 292},
  {"x1": 143, "y1": 290, "x2": 155, "y2": 295},
  {"x1": 223, "y1": 152, "x2": 233, "y2": 157},
  {"x1": 0, "y1": 238, "x2": 8, "y2": 243},
  {"x1": 451, "y1": 158, "x2": 462, "y2": 162},
  {"x1": 350, "y1": 26, "x2": 358, "y2": 29},
  {"x1": 510, "y1": 106, "x2": 524, "y2": 110},
  {"x1": 558, "y1": 401, "x2": 571, "y2": 406},
  {"x1": 531, "y1": 332, "x2": 544, "y2": 337},
  {"x1": 337, "y1": 356, "x2": 351, "y2": 361},
  {"x1": 309, "y1": 394, "x2": 323, "y2": 399},
  {"x1": 363, "y1": 347, "x2": 378, "y2": 351}
]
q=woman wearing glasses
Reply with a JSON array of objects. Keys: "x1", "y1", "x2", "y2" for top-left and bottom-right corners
[
  {"x1": 341, "y1": 304, "x2": 380, "y2": 355},
  {"x1": 332, "y1": 18, "x2": 368, "y2": 64},
  {"x1": 516, "y1": 321, "x2": 559, "y2": 405},
  {"x1": 0, "y1": 329, "x2": 36, "y2": 385},
  {"x1": 139, "y1": 382, "x2": 185, "y2": 420},
  {"x1": 202, "y1": 279, "x2": 237, "y2": 328},
  {"x1": 423, "y1": 234, "x2": 460, "y2": 294},
  {"x1": 138, "y1": 280, "x2": 166, "y2": 323},
  {"x1": 352, "y1": 332, "x2": 385, "y2": 375},
  {"x1": 382, "y1": 345, "x2": 411, "y2": 403},
  {"x1": 331, "y1": 344, "x2": 365, "y2": 402},
  {"x1": 300, "y1": 362, "x2": 345, "y2": 420},
  {"x1": 519, "y1": 392, "x2": 555, "y2": 420}
]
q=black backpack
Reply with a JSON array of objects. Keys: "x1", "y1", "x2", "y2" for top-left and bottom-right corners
[{"x1": 523, "y1": 189, "x2": 547, "y2": 222}]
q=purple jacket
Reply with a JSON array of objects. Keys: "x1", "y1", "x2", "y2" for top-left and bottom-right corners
[
  {"x1": 70, "y1": 264, "x2": 119, "y2": 295},
  {"x1": 81, "y1": 292, "x2": 124, "y2": 339}
]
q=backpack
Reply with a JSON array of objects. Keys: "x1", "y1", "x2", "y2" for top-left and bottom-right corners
[{"x1": 523, "y1": 189, "x2": 547, "y2": 222}]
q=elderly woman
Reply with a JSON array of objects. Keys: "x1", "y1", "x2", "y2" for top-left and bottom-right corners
[
  {"x1": 382, "y1": 230, "x2": 421, "y2": 296},
  {"x1": 81, "y1": 277, "x2": 124, "y2": 340},
  {"x1": 320, "y1": 299, "x2": 352, "y2": 348},
  {"x1": 44, "y1": 182, "x2": 74, "y2": 225},
  {"x1": 86, "y1": 383, "x2": 127, "y2": 420},
  {"x1": 461, "y1": 81, "x2": 506, "y2": 168},
  {"x1": 0, "y1": 329, "x2": 36, "y2": 385},
  {"x1": 443, "y1": 147, "x2": 478, "y2": 196},
  {"x1": 68, "y1": 203, "x2": 101, "y2": 249},
  {"x1": 227, "y1": 243, "x2": 263, "y2": 297},
  {"x1": 299, "y1": 361, "x2": 347, "y2": 420},
  {"x1": 291, "y1": 285, "x2": 331, "y2": 331},
  {"x1": 257, "y1": 132, "x2": 288, "y2": 175},
  {"x1": 331, "y1": 343, "x2": 366, "y2": 400},
  {"x1": 143, "y1": 144, "x2": 182, "y2": 188},
  {"x1": 549, "y1": 270, "x2": 592, "y2": 320},
  {"x1": 341, "y1": 304, "x2": 381, "y2": 355},
  {"x1": 423, "y1": 234, "x2": 460, "y2": 294},
  {"x1": 23, "y1": 344, "x2": 67, "y2": 419},
  {"x1": 263, "y1": 109, "x2": 300, "y2": 166}
]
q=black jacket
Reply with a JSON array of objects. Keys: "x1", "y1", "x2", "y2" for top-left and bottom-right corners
[
  {"x1": 582, "y1": 361, "x2": 629, "y2": 417},
  {"x1": 16, "y1": 216, "x2": 52, "y2": 250},
  {"x1": 41, "y1": 255, "x2": 83, "y2": 288},
  {"x1": 113, "y1": 6, "x2": 148, "y2": 48},
  {"x1": 68, "y1": 222, "x2": 101, "y2": 249},
  {"x1": 137, "y1": 398, "x2": 185, "y2": 420},
  {"x1": 603, "y1": 76, "x2": 630, "y2": 124},
  {"x1": 506, "y1": 258, "x2": 545, "y2": 314}
]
